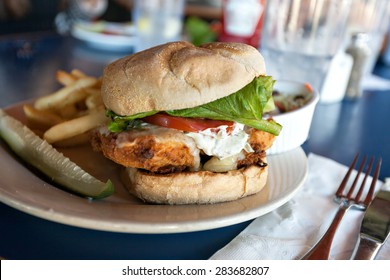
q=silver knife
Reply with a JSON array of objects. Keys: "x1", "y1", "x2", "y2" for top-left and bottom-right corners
[{"x1": 351, "y1": 190, "x2": 390, "y2": 259}]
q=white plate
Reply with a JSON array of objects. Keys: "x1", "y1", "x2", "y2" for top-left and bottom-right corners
[
  {"x1": 0, "y1": 105, "x2": 308, "y2": 233},
  {"x1": 71, "y1": 21, "x2": 137, "y2": 51}
]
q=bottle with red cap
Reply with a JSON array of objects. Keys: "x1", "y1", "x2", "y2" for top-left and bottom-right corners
[{"x1": 218, "y1": 0, "x2": 266, "y2": 48}]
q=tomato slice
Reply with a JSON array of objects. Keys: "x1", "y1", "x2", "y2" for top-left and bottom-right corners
[{"x1": 142, "y1": 113, "x2": 234, "y2": 132}]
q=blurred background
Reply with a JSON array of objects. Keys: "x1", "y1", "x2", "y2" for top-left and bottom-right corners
[
  {"x1": 1, "y1": 0, "x2": 390, "y2": 103},
  {"x1": 0, "y1": 0, "x2": 223, "y2": 34}
]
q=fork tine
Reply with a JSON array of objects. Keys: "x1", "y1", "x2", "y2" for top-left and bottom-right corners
[
  {"x1": 335, "y1": 153, "x2": 359, "y2": 198},
  {"x1": 363, "y1": 158, "x2": 382, "y2": 206},
  {"x1": 346, "y1": 155, "x2": 367, "y2": 199},
  {"x1": 354, "y1": 156, "x2": 373, "y2": 203}
]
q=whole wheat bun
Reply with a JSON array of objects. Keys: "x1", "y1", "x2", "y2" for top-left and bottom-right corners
[
  {"x1": 121, "y1": 163, "x2": 268, "y2": 205},
  {"x1": 102, "y1": 41, "x2": 266, "y2": 116}
]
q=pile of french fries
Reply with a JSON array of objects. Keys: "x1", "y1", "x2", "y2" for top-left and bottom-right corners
[{"x1": 23, "y1": 69, "x2": 108, "y2": 147}]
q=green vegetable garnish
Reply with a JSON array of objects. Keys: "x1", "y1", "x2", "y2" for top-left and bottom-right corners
[
  {"x1": 0, "y1": 109, "x2": 114, "y2": 199},
  {"x1": 185, "y1": 17, "x2": 217, "y2": 46},
  {"x1": 107, "y1": 76, "x2": 282, "y2": 136}
]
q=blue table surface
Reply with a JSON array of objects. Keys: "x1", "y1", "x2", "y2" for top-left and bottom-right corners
[{"x1": 0, "y1": 32, "x2": 389, "y2": 260}]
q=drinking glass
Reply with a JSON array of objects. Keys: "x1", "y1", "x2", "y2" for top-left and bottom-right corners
[
  {"x1": 132, "y1": 0, "x2": 185, "y2": 52},
  {"x1": 260, "y1": 0, "x2": 352, "y2": 95}
]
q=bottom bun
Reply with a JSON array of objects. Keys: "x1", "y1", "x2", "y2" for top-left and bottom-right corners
[{"x1": 121, "y1": 162, "x2": 268, "y2": 205}]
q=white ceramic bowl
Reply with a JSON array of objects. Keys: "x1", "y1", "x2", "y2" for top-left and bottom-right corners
[{"x1": 267, "y1": 80, "x2": 319, "y2": 155}]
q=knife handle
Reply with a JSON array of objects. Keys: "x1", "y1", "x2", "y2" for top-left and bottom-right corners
[{"x1": 351, "y1": 235, "x2": 382, "y2": 260}]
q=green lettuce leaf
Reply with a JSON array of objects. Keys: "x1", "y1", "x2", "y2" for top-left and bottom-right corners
[
  {"x1": 166, "y1": 76, "x2": 281, "y2": 135},
  {"x1": 106, "y1": 110, "x2": 157, "y2": 132},
  {"x1": 107, "y1": 76, "x2": 282, "y2": 135}
]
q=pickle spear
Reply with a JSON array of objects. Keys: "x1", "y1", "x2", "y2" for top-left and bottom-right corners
[{"x1": 0, "y1": 109, "x2": 114, "y2": 199}]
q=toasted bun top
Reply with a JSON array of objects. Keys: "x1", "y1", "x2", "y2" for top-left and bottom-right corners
[{"x1": 101, "y1": 41, "x2": 266, "y2": 116}]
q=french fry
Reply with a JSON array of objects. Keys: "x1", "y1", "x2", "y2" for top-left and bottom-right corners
[
  {"x1": 25, "y1": 69, "x2": 108, "y2": 147},
  {"x1": 96, "y1": 77, "x2": 102, "y2": 85},
  {"x1": 61, "y1": 89, "x2": 90, "y2": 109},
  {"x1": 23, "y1": 104, "x2": 64, "y2": 128},
  {"x1": 34, "y1": 77, "x2": 97, "y2": 110},
  {"x1": 58, "y1": 103, "x2": 79, "y2": 119},
  {"x1": 43, "y1": 109, "x2": 108, "y2": 143},
  {"x1": 84, "y1": 87, "x2": 101, "y2": 96},
  {"x1": 85, "y1": 93, "x2": 104, "y2": 110},
  {"x1": 92, "y1": 78, "x2": 102, "y2": 89},
  {"x1": 71, "y1": 69, "x2": 87, "y2": 78},
  {"x1": 56, "y1": 70, "x2": 77, "y2": 86}
]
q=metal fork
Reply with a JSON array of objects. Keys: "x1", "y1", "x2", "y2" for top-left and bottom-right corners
[{"x1": 302, "y1": 154, "x2": 382, "y2": 260}]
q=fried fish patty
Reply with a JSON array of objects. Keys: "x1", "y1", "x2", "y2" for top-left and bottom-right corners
[
  {"x1": 91, "y1": 125, "x2": 201, "y2": 173},
  {"x1": 91, "y1": 125, "x2": 275, "y2": 173}
]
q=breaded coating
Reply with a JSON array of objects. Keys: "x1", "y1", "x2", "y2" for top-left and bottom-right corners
[
  {"x1": 237, "y1": 128, "x2": 276, "y2": 169},
  {"x1": 246, "y1": 128, "x2": 276, "y2": 151},
  {"x1": 91, "y1": 125, "x2": 201, "y2": 173},
  {"x1": 92, "y1": 125, "x2": 275, "y2": 173}
]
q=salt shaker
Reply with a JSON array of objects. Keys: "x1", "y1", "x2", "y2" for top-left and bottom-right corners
[{"x1": 345, "y1": 33, "x2": 371, "y2": 99}]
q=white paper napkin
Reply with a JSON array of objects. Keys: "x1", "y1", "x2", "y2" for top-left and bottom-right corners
[{"x1": 210, "y1": 153, "x2": 390, "y2": 260}]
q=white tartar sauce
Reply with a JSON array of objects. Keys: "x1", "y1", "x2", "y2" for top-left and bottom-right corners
[{"x1": 186, "y1": 123, "x2": 253, "y2": 159}]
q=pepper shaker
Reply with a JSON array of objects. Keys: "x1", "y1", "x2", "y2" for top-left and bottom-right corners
[{"x1": 345, "y1": 33, "x2": 371, "y2": 99}]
